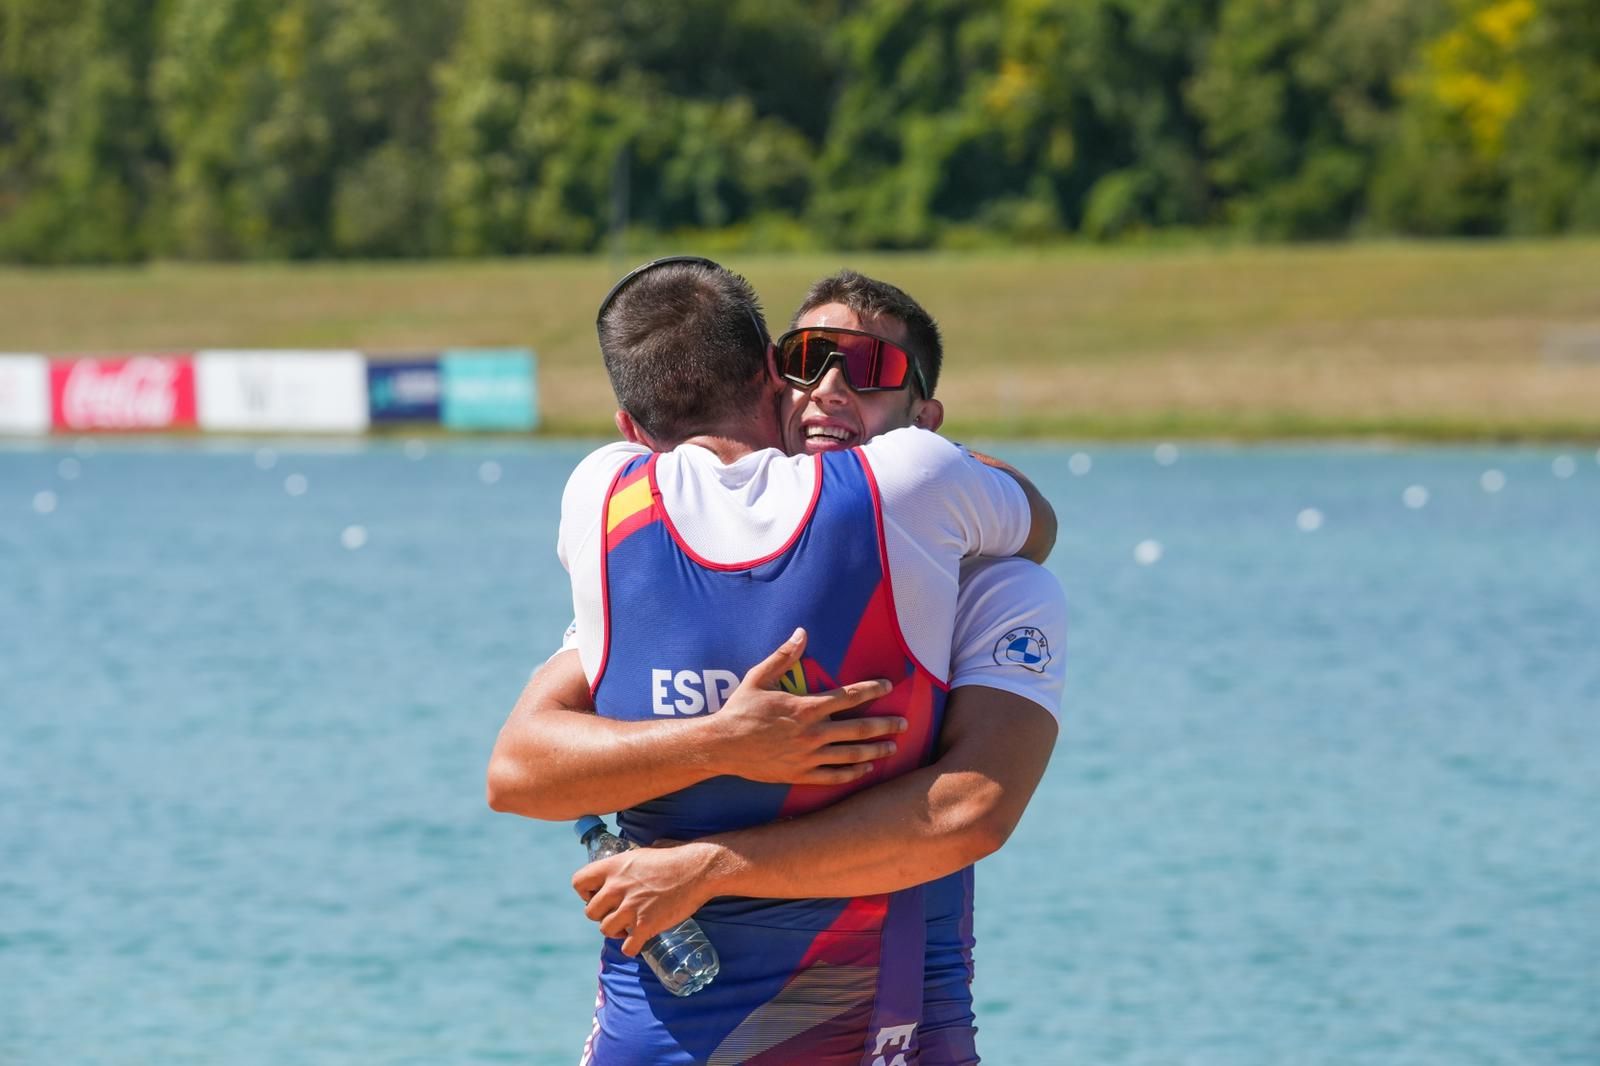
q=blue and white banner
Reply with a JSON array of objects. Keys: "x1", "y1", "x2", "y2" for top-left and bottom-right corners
[{"x1": 367, "y1": 358, "x2": 442, "y2": 424}]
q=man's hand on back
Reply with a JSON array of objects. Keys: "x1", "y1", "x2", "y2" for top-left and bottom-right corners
[{"x1": 702, "y1": 627, "x2": 903, "y2": 785}]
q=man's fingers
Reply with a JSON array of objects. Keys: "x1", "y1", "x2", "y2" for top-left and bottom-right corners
[
  {"x1": 814, "y1": 714, "x2": 907, "y2": 742},
  {"x1": 797, "y1": 764, "x2": 877, "y2": 786},
  {"x1": 815, "y1": 739, "x2": 898, "y2": 765},
  {"x1": 584, "y1": 885, "x2": 619, "y2": 923},
  {"x1": 598, "y1": 907, "x2": 633, "y2": 940},
  {"x1": 572, "y1": 866, "x2": 601, "y2": 902},
  {"x1": 801, "y1": 679, "x2": 895, "y2": 716},
  {"x1": 740, "y1": 627, "x2": 808, "y2": 691},
  {"x1": 620, "y1": 929, "x2": 647, "y2": 957}
]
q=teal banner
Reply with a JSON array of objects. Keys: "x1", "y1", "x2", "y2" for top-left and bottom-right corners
[{"x1": 440, "y1": 349, "x2": 538, "y2": 430}]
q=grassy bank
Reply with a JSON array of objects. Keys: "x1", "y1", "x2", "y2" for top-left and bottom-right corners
[{"x1": 3, "y1": 241, "x2": 1598, "y2": 441}]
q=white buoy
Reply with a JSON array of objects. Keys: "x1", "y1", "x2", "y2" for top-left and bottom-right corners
[
  {"x1": 57, "y1": 458, "x2": 81, "y2": 481},
  {"x1": 1068, "y1": 452, "x2": 1092, "y2": 476},
  {"x1": 404, "y1": 439, "x2": 428, "y2": 461},
  {"x1": 340, "y1": 525, "x2": 368, "y2": 550},
  {"x1": 1297, "y1": 508, "x2": 1324, "y2": 532},
  {"x1": 1133, "y1": 539, "x2": 1163, "y2": 566},
  {"x1": 1402, "y1": 485, "x2": 1429, "y2": 509},
  {"x1": 255, "y1": 448, "x2": 278, "y2": 471},
  {"x1": 479, "y1": 460, "x2": 503, "y2": 485},
  {"x1": 1154, "y1": 443, "x2": 1179, "y2": 466},
  {"x1": 1552, "y1": 455, "x2": 1575, "y2": 479},
  {"x1": 1480, "y1": 469, "x2": 1506, "y2": 494},
  {"x1": 284, "y1": 473, "x2": 309, "y2": 497},
  {"x1": 33, "y1": 490, "x2": 58, "y2": 514}
]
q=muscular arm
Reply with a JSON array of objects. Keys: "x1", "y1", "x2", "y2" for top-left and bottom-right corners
[
  {"x1": 575, "y1": 687, "x2": 1058, "y2": 953},
  {"x1": 486, "y1": 650, "x2": 716, "y2": 819},
  {"x1": 486, "y1": 633, "x2": 904, "y2": 821}
]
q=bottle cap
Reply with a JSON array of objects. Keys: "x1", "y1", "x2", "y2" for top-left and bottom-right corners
[{"x1": 573, "y1": 815, "x2": 606, "y2": 842}]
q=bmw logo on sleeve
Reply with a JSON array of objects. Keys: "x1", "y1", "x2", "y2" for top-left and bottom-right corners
[{"x1": 994, "y1": 626, "x2": 1051, "y2": 673}]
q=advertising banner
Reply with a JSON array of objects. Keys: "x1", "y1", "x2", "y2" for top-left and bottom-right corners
[
  {"x1": 196, "y1": 351, "x2": 370, "y2": 432},
  {"x1": 367, "y1": 357, "x2": 442, "y2": 424},
  {"x1": 0, "y1": 355, "x2": 51, "y2": 435},
  {"x1": 441, "y1": 349, "x2": 538, "y2": 431},
  {"x1": 50, "y1": 355, "x2": 198, "y2": 432}
]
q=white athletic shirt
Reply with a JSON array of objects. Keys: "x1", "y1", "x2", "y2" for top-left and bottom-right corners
[
  {"x1": 557, "y1": 427, "x2": 1033, "y2": 684},
  {"x1": 948, "y1": 557, "x2": 1067, "y2": 719},
  {"x1": 554, "y1": 556, "x2": 1068, "y2": 720}
]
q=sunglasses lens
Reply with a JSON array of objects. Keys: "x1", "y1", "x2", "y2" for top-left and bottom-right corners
[
  {"x1": 777, "y1": 334, "x2": 823, "y2": 383},
  {"x1": 780, "y1": 329, "x2": 914, "y2": 391},
  {"x1": 801, "y1": 334, "x2": 841, "y2": 382},
  {"x1": 868, "y1": 343, "x2": 910, "y2": 390}
]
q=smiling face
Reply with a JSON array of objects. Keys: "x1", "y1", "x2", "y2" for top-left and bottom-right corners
[{"x1": 780, "y1": 303, "x2": 943, "y2": 455}]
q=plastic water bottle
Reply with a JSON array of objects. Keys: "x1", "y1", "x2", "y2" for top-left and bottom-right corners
[{"x1": 574, "y1": 815, "x2": 720, "y2": 997}]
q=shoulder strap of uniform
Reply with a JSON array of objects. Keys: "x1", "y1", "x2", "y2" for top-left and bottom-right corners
[{"x1": 602, "y1": 452, "x2": 661, "y2": 552}]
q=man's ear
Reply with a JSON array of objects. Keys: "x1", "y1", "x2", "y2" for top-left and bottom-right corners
[
  {"x1": 760, "y1": 343, "x2": 786, "y2": 397},
  {"x1": 912, "y1": 397, "x2": 945, "y2": 432},
  {"x1": 615, "y1": 409, "x2": 656, "y2": 447}
]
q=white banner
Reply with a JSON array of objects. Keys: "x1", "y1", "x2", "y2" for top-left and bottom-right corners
[
  {"x1": 0, "y1": 355, "x2": 50, "y2": 435},
  {"x1": 196, "y1": 351, "x2": 370, "y2": 432}
]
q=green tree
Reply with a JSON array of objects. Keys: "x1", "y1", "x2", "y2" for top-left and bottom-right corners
[
  {"x1": 1370, "y1": 0, "x2": 1530, "y2": 235},
  {"x1": 0, "y1": 0, "x2": 165, "y2": 262},
  {"x1": 989, "y1": 0, "x2": 1220, "y2": 240},
  {"x1": 808, "y1": 0, "x2": 1003, "y2": 247},
  {"x1": 1192, "y1": 0, "x2": 1448, "y2": 238},
  {"x1": 6, "y1": 0, "x2": 1600, "y2": 260},
  {"x1": 811, "y1": 0, "x2": 1222, "y2": 245},
  {"x1": 154, "y1": 0, "x2": 455, "y2": 258},
  {"x1": 435, "y1": 0, "x2": 826, "y2": 254},
  {"x1": 1503, "y1": 0, "x2": 1600, "y2": 232}
]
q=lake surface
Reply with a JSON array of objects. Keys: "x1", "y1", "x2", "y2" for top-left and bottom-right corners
[{"x1": 2, "y1": 440, "x2": 1597, "y2": 1065}]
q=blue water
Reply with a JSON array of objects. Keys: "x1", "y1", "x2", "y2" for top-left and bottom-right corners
[{"x1": 2, "y1": 440, "x2": 1597, "y2": 1065}]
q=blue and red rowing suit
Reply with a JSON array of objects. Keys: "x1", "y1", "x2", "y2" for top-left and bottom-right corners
[{"x1": 582, "y1": 449, "x2": 950, "y2": 1065}]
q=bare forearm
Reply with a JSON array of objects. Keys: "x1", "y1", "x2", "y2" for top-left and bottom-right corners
[
  {"x1": 486, "y1": 637, "x2": 901, "y2": 822},
  {"x1": 693, "y1": 691, "x2": 1057, "y2": 900},
  {"x1": 487, "y1": 705, "x2": 719, "y2": 820},
  {"x1": 571, "y1": 692, "x2": 1059, "y2": 949},
  {"x1": 697, "y1": 763, "x2": 1006, "y2": 900}
]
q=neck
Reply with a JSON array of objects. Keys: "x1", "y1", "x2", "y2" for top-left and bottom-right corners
[
  {"x1": 670, "y1": 391, "x2": 784, "y2": 462},
  {"x1": 676, "y1": 432, "x2": 764, "y2": 463}
]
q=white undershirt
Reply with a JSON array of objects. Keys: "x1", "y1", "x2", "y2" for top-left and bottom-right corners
[{"x1": 557, "y1": 427, "x2": 1033, "y2": 683}]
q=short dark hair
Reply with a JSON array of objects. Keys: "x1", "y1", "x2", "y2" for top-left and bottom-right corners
[
  {"x1": 596, "y1": 258, "x2": 771, "y2": 444},
  {"x1": 791, "y1": 269, "x2": 943, "y2": 397}
]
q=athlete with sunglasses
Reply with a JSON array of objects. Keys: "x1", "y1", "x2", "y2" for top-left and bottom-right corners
[{"x1": 490, "y1": 261, "x2": 1064, "y2": 1064}]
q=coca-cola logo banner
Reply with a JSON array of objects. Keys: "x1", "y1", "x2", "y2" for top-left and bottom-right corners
[{"x1": 51, "y1": 355, "x2": 198, "y2": 432}]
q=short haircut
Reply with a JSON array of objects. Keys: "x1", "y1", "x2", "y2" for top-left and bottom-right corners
[
  {"x1": 791, "y1": 269, "x2": 943, "y2": 397},
  {"x1": 596, "y1": 259, "x2": 771, "y2": 444}
]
